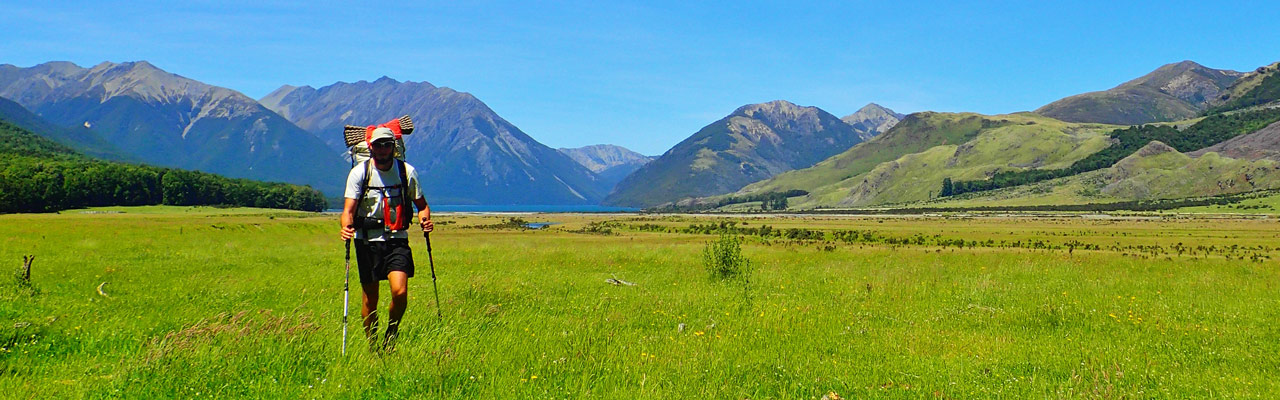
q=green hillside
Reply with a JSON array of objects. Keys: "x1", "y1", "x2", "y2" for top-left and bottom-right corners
[
  {"x1": 1035, "y1": 86, "x2": 1200, "y2": 125},
  {"x1": 924, "y1": 141, "x2": 1280, "y2": 208},
  {"x1": 0, "y1": 96, "x2": 132, "y2": 161},
  {"x1": 719, "y1": 113, "x2": 1115, "y2": 209},
  {"x1": 741, "y1": 108, "x2": 1280, "y2": 211},
  {"x1": 947, "y1": 107, "x2": 1280, "y2": 196},
  {"x1": 823, "y1": 114, "x2": 1113, "y2": 207},
  {"x1": 0, "y1": 117, "x2": 83, "y2": 159},
  {"x1": 735, "y1": 112, "x2": 1003, "y2": 196},
  {"x1": 1206, "y1": 62, "x2": 1280, "y2": 115}
]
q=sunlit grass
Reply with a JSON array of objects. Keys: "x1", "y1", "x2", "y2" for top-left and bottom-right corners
[{"x1": 1, "y1": 208, "x2": 1277, "y2": 397}]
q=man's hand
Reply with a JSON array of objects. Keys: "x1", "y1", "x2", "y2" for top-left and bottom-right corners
[
  {"x1": 340, "y1": 225, "x2": 356, "y2": 241},
  {"x1": 420, "y1": 212, "x2": 434, "y2": 233}
]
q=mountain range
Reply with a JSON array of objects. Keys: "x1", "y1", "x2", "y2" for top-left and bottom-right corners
[
  {"x1": 5, "y1": 57, "x2": 1279, "y2": 212},
  {"x1": 259, "y1": 78, "x2": 608, "y2": 205},
  {"x1": 697, "y1": 59, "x2": 1280, "y2": 211},
  {"x1": 603, "y1": 100, "x2": 877, "y2": 207},
  {"x1": 557, "y1": 145, "x2": 654, "y2": 193},
  {"x1": 0, "y1": 61, "x2": 344, "y2": 194}
]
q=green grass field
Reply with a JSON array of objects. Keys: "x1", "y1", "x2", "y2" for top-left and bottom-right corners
[{"x1": 2, "y1": 207, "x2": 1278, "y2": 398}]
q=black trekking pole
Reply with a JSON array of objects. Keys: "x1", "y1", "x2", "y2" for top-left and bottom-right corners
[
  {"x1": 424, "y1": 231, "x2": 442, "y2": 321},
  {"x1": 342, "y1": 149, "x2": 355, "y2": 356},
  {"x1": 342, "y1": 238, "x2": 352, "y2": 355}
]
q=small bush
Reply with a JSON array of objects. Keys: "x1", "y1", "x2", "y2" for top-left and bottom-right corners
[
  {"x1": 568, "y1": 221, "x2": 615, "y2": 235},
  {"x1": 703, "y1": 234, "x2": 750, "y2": 281}
]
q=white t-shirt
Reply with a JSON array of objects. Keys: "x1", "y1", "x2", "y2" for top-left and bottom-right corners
[{"x1": 344, "y1": 160, "x2": 423, "y2": 241}]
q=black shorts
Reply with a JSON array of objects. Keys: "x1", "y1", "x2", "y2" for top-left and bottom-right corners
[{"x1": 354, "y1": 239, "x2": 415, "y2": 284}]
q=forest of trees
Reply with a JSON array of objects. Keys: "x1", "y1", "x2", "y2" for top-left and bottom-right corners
[
  {"x1": 942, "y1": 107, "x2": 1280, "y2": 196},
  {"x1": 0, "y1": 120, "x2": 328, "y2": 213}
]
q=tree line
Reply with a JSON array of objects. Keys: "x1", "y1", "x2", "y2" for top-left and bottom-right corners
[
  {"x1": 649, "y1": 190, "x2": 809, "y2": 212},
  {"x1": 942, "y1": 107, "x2": 1280, "y2": 197},
  {"x1": 0, "y1": 120, "x2": 327, "y2": 213},
  {"x1": 814, "y1": 189, "x2": 1276, "y2": 214},
  {"x1": 0, "y1": 156, "x2": 328, "y2": 213}
]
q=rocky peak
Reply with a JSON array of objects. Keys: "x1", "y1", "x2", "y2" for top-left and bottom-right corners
[
  {"x1": 736, "y1": 100, "x2": 815, "y2": 119},
  {"x1": 259, "y1": 85, "x2": 317, "y2": 120},
  {"x1": 1036, "y1": 60, "x2": 1244, "y2": 125},
  {"x1": 730, "y1": 100, "x2": 831, "y2": 137},
  {"x1": 1131, "y1": 140, "x2": 1177, "y2": 158},
  {"x1": 0, "y1": 61, "x2": 257, "y2": 114},
  {"x1": 842, "y1": 103, "x2": 905, "y2": 137},
  {"x1": 1118, "y1": 60, "x2": 1242, "y2": 107},
  {"x1": 25, "y1": 61, "x2": 82, "y2": 77},
  {"x1": 260, "y1": 76, "x2": 608, "y2": 204},
  {"x1": 603, "y1": 100, "x2": 864, "y2": 207},
  {"x1": 558, "y1": 144, "x2": 653, "y2": 173},
  {"x1": 854, "y1": 102, "x2": 896, "y2": 115}
]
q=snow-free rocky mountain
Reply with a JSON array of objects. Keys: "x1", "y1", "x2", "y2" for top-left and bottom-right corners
[
  {"x1": 557, "y1": 144, "x2": 654, "y2": 193},
  {"x1": 0, "y1": 61, "x2": 344, "y2": 194},
  {"x1": 603, "y1": 100, "x2": 870, "y2": 207},
  {"x1": 260, "y1": 77, "x2": 606, "y2": 205},
  {"x1": 842, "y1": 103, "x2": 904, "y2": 140},
  {"x1": 1035, "y1": 60, "x2": 1243, "y2": 125}
]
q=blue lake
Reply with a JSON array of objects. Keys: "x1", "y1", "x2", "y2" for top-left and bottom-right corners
[{"x1": 523, "y1": 222, "x2": 561, "y2": 229}]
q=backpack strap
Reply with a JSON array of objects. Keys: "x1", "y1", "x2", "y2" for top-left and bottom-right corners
[
  {"x1": 397, "y1": 159, "x2": 412, "y2": 229},
  {"x1": 354, "y1": 160, "x2": 374, "y2": 240}
]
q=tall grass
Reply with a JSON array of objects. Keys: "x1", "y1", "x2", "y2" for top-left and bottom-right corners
[{"x1": 0, "y1": 208, "x2": 1277, "y2": 397}]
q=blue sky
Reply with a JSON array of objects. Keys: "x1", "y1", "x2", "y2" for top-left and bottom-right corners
[{"x1": 2, "y1": 1, "x2": 1278, "y2": 155}]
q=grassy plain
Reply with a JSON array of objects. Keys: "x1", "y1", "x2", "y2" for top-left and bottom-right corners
[{"x1": 2, "y1": 207, "x2": 1279, "y2": 398}]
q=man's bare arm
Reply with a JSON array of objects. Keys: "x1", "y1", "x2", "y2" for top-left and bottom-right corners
[{"x1": 340, "y1": 198, "x2": 359, "y2": 240}]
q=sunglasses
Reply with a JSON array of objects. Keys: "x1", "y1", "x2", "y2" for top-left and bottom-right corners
[{"x1": 371, "y1": 141, "x2": 396, "y2": 149}]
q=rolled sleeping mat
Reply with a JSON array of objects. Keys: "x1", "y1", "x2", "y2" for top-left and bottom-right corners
[
  {"x1": 344, "y1": 115, "x2": 414, "y2": 163},
  {"x1": 343, "y1": 115, "x2": 415, "y2": 147}
]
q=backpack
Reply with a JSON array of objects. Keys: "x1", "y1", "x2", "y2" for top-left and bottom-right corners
[{"x1": 343, "y1": 116, "x2": 416, "y2": 237}]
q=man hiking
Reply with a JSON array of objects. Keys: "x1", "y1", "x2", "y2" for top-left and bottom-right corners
[{"x1": 339, "y1": 126, "x2": 433, "y2": 352}]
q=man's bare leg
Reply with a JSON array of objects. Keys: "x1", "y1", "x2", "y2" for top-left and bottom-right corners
[
  {"x1": 361, "y1": 282, "x2": 380, "y2": 351},
  {"x1": 385, "y1": 271, "x2": 409, "y2": 351}
]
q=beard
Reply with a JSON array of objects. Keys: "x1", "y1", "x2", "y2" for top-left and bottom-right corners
[{"x1": 373, "y1": 151, "x2": 394, "y2": 164}]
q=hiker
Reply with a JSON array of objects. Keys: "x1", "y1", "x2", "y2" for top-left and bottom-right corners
[{"x1": 339, "y1": 126, "x2": 433, "y2": 351}]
